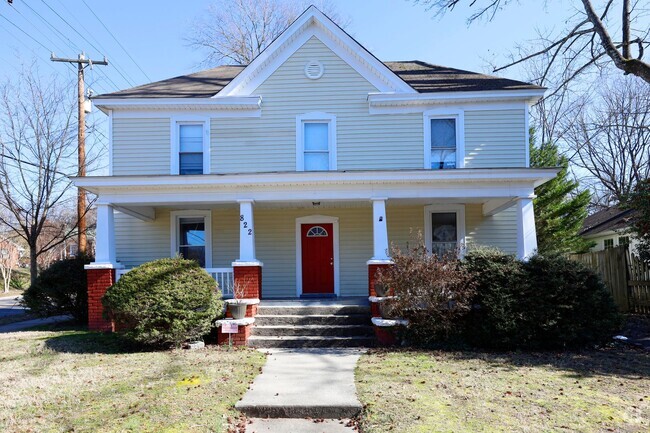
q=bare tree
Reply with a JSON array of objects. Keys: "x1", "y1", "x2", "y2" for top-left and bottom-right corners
[
  {"x1": 0, "y1": 69, "x2": 95, "y2": 284},
  {"x1": 566, "y1": 77, "x2": 650, "y2": 205},
  {"x1": 186, "y1": 0, "x2": 350, "y2": 66},
  {"x1": 0, "y1": 237, "x2": 21, "y2": 293},
  {"x1": 417, "y1": 0, "x2": 650, "y2": 84}
]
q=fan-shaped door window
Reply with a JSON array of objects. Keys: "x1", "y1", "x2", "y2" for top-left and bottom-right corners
[{"x1": 306, "y1": 226, "x2": 328, "y2": 237}]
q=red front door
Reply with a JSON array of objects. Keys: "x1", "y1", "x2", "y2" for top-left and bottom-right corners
[{"x1": 301, "y1": 223, "x2": 334, "y2": 295}]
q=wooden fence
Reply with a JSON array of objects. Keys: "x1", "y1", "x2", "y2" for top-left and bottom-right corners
[{"x1": 569, "y1": 246, "x2": 650, "y2": 314}]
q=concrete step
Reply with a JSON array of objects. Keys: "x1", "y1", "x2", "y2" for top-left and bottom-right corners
[
  {"x1": 247, "y1": 335, "x2": 375, "y2": 348},
  {"x1": 256, "y1": 305, "x2": 370, "y2": 316},
  {"x1": 254, "y1": 314, "x2": 371, "y2": 326},
  {"x1": 253, "y1": 324, "x2": 374, "y2": 337}
]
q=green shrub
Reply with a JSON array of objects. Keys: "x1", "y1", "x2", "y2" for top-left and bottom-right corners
[
  {"x1": 21, "y1": 254, "x2": 92, "y2": 323},
  {"x1": 464, "y1": 249, "x2": 622, "y2": 349},
  {"x1": 376, "y1": 241, "x2": 476, "y2": 346},
  {"x1": 102, "y1": 257, "x2": 222, "y2": 347}
]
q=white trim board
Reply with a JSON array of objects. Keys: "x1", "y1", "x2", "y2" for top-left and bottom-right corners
[
  {"x1": 170, "y1": 210, "x2": 213, "y2": 268},
  {"x1": 295, "y1": 215, "x2": 340, "y2": 297}
]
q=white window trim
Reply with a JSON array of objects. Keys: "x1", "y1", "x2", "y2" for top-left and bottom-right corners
[
  {"x1": 170, "y1": 210, "x2": 212, "y2": 268},
  {"x1": 423, "y1": 108, "x2": 465, "y2": 169},
  {"x1": 424, "y1": 204, "x2": 466, "y2": 257},
  {"x1": 296, "y1": 112, "x2": 337, "y2": 171},
  {"x1": 295, "y1": 215, "x2": 340, "y2": 297},
  {"x1": 170, "y1": 115, "x2": 210, "y2": 175}
]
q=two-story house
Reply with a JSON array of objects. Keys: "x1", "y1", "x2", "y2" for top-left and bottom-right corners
[{"x1": 76, "y1": 7, "x2": 557, "y2": 340}]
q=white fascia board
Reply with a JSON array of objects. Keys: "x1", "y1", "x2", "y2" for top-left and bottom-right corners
[
  {"x1": 93, "y1": 96, "x2": 262, "y2": 113},
  {"x1": 368, "y1": 89, "x2": 546, "y2": 109},
  {"x1": 216, "y1": 6, "x2": 415, "y2": 96},
  {"x1": 72, "y1": 169, "x2": 558, "y2": 204}
]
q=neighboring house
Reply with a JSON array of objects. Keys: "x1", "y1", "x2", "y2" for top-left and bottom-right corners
[
  {"x1": 75, "y1": 7, "x2": 557, "y2": 335},
  {"x1": 580, "y1": 206, "x2": 638, "y2": 252}
]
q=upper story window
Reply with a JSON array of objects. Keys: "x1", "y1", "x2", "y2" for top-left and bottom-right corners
[
  {"x1": 171, "y1": 117, "x2": 209, "y2": 175},
  {"x1": 424, "y1": 109, "x2": 464, "y2": 170},
  {"x1": 618, "y1": 236, "x2": 630, "y2": 247},
  {"x1": 296, "y1": 112, "x2": 337, "y2": 171},
  {"x1": 604, "y1": 239, "x2": 614, "y2": 249}
]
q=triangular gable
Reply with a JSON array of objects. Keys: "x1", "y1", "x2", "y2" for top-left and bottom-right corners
[{"x1": 215, "y1": 6, "x2": 416, "y2": 97}]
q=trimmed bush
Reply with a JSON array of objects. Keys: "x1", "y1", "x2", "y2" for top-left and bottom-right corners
[
  {"x1": 464, "y1": 249, "x2": 622, "y2": 349},
  {"x1": 22, "y1": 254, "x2": 92, "y2": 323},
  {"x1": 102, "y1": 257, "x2": 222, "y2": 347},
  {"x1": 377, "y1": 242, "x2": 476, "y2": 346}
]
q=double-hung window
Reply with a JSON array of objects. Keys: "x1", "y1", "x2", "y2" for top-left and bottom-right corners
[
  {"x1": 171, "y1": 211, "x2": 212, "y2": 268},
  {"x1": 172, "y1": 118, "x2": 209, "y2": 175},
  {"x1": 424, "y1": 205, "x2": 466, "y2": 257},
  {"x1": 424, "y1": 110, "x2": 464, "y2": 170},
  {"x1": 296, "y1": 113, "x2": 336, "y2": 171}
]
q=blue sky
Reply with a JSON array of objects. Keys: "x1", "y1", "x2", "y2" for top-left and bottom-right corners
[{"x1": 0, "y1": 0, "x2": 569, "y2": 94}]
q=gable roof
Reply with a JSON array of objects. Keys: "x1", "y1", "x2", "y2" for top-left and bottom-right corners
[
  {"x1": 93, "y1": 61, "x2": 541, "y2": 100},
  {"x1": 580, "y1": 206, "x2": 637, "y2": 236}
]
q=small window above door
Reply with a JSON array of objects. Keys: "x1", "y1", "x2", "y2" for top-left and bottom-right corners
[{"x1": 306, "y1": 226, "x2": 329, "y2": 237}]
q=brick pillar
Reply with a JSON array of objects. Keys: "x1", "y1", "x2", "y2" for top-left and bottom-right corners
[
  {"x1": 217, "y1": 324, "x2": 252, "y2": 346},
  {"x1": 368, "y1": 263, "x2": 391, "y2": 297},
  {"x1": 233, "y1": 265, "x2": 262, "y2": 300},
  {"x1": 87, "y1": 268, "x2": 115, "y2": 332}
]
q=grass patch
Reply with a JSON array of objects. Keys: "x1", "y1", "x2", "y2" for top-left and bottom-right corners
[
  {"x1": 0, "y1": 327, "x2": 265, "y2": 432},
  {"x1": 357, "y1": 346, "x2": 649, "y2": 433}
]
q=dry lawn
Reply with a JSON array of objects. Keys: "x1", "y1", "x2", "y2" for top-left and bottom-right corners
[
  {"x1": 357, "y1": 347, "x2": 650, "y2": 433},
  {"x1": 0, "y1": 327, "x2": 265, "y2": 433}
]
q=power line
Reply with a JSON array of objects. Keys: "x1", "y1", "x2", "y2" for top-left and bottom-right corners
[
  {"x1": 0, "y1": 16, "x2": 61, "y2": 75},
  {"x1": 52, "y1": 0, "x2": 139, "y2": 87},
  {"x1": 40, "y1": 0, "x2": 136, "y2": 88},
  {"x1": 16, "y1": 1, "x2": 121, "y2": 91},
  {"x1": 81, "y1": 0, "x2": 152, "y2": 82}
]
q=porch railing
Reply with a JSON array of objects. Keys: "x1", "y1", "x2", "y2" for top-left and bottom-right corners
[{"x1": 114, "y1": 267, "x2": 234, "y2": 297}]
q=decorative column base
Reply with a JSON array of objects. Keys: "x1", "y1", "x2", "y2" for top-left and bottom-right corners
[
  {"x1": 372, "y1": 317, "x2": 408, "y2": 347},
  {"x1": 367, "y1": 260, "x2": 393, "y2": 319},
  {"x1": 232, "y1": 262, "x2": 263, "y2": 299},
  {"x1": 86, "y1": 266, "x2": 117, "y2": 332}
]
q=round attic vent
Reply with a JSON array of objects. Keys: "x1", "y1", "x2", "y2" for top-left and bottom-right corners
[{"x1": 304, "y1": 60, "x2": 324, "y2": 79}]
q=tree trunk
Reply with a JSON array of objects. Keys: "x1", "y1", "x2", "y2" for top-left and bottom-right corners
[{"x1": 29, "y1": 247, "x2": 38, "y2": 287}]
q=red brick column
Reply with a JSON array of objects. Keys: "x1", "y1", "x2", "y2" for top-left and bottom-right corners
[
  {"x1": 87, "y1": 268, "x2": 115, "y2": 332},
  {"x1": 233, "y1": 265, "x2": 262, "y2": 300},
  {"x1": 368, "y1": 263, "x2": 392, "y2": 318},
  {"x1": 374, "y1": 326, "x2": 398, "y2": 346},
  {"x1": 217, "y1": 324, "x2": 252, "y2": 346}
]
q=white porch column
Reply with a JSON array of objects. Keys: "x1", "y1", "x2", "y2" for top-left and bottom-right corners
[
  {"x1": 515, "y1": 197, "x2": 538, "y2": 260},
  {"x1": 369, "y1": 198, "x2": 391, "y2": 262},
  {"x1": 92, "y1": 202, "x2": 119, "y2": 266},
  {"x1": 235, "y1": 199, "x2": 261, "y2": 264}
]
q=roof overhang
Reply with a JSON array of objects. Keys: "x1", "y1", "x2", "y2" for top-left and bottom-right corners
[
  {"x1": 368, "y1": 89, "x2": 546, "y2": 111},
  {"x1": 92, "y1": 96, "x2": 262, "y2": 114},
  {"x1": 73, "y1": 168, "x2": 559, "y2": 206}
]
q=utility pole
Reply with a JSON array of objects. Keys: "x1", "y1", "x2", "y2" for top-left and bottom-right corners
[{"x1": 51, "y1": 53, "x2": 108, "y2": 255}]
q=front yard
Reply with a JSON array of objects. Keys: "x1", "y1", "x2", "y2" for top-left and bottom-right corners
[
  {"x1": 357, "y1": 346, "x2": 649, "y2": 433},
  {"x1": 0, "y1": 327, "x2": 265, "y2": 433}
]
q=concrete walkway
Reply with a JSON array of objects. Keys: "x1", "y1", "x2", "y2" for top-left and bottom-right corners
[
  {"x1": 237, "y1": 348, "x2": 364, "y2": 431},
  {"x1": 0, "y1": 295, "x2": 25, "y2": 318}
]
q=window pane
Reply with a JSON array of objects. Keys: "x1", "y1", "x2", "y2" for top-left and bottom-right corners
[
  {"x1": 431, "y1": 119, "x2": 456, "y2": 148},
  {"x1": 179, "y1": 218, "x2": 205, "y2": 267},
  {"x1": 180, "y1": 153, "x2": 203, "y2": 175},
  {"x1": 304, "y1": 123, "x2": 329, "y2": 151},
  {"x1": 304, "y1": 152, "x2": 329, "y2": 171},
  {"x1": 179, "y1": 124, "x2": 203, "y2": 153},
  {"x1": 179, "y1": 246, "x2": 205, "y2": 267},
  {"x1": 431, "y1": 149, "x2": 456, "y2": 170},
  {"x1": 432, "y1": 212, "x2": 457, "y2": 242}
]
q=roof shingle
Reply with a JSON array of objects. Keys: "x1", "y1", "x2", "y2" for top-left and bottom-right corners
[{"x1": 93, "y1": 61, "x2": 542, "y2": 100}]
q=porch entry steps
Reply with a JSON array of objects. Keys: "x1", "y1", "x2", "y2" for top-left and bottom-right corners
[{"x1": 248, "y1": 300, "x2": 374, "y2": 348}]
